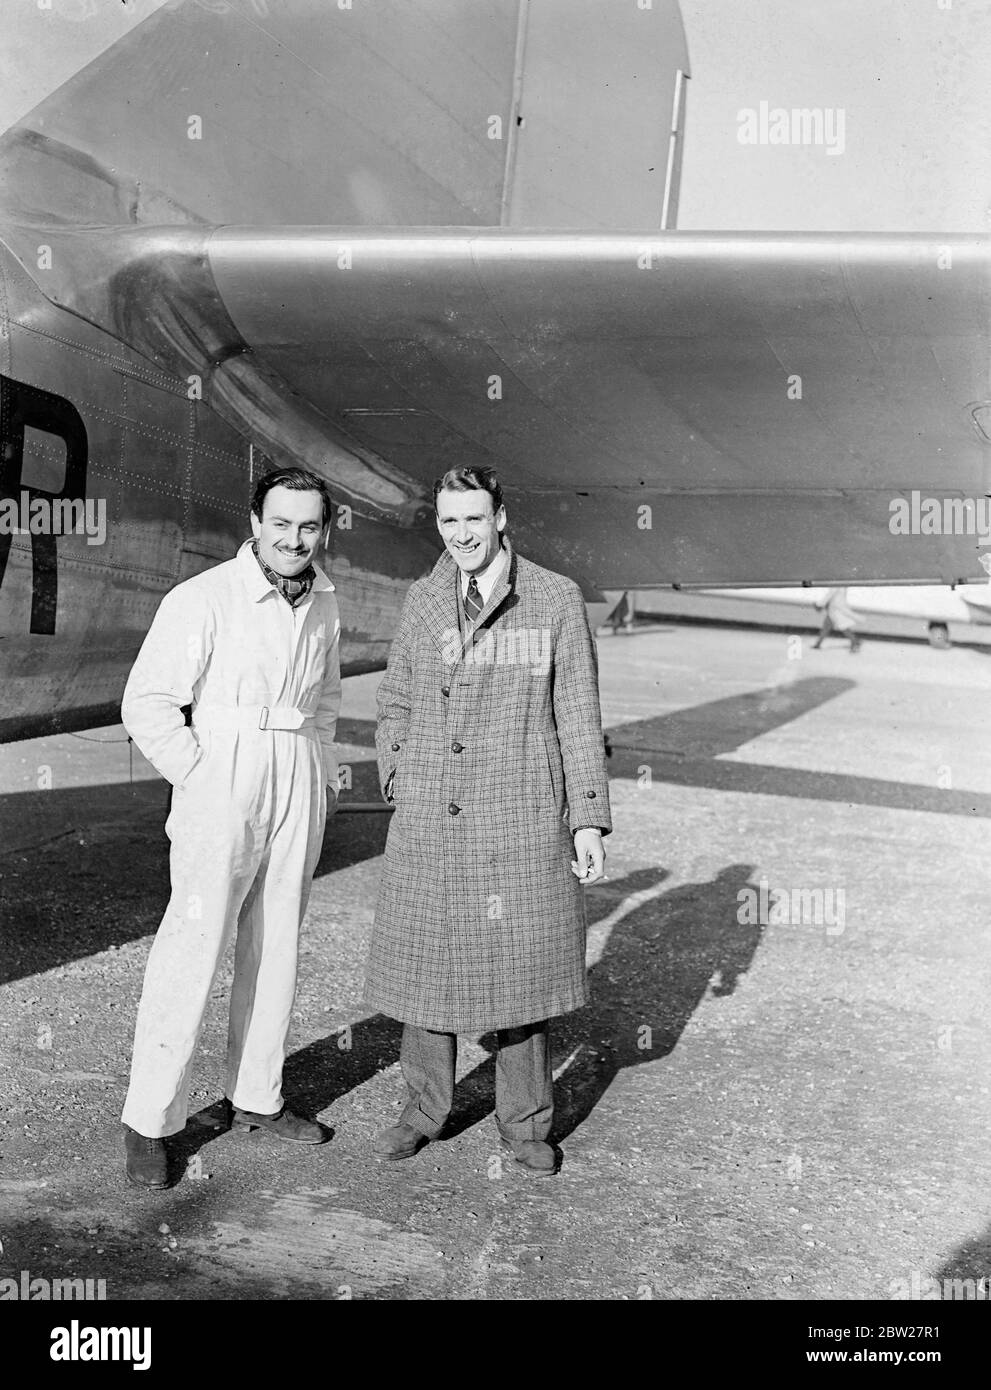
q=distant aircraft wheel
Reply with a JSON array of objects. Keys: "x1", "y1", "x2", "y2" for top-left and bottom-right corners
[{"x1": 928, "y1": 621, "x2": 951, "y2": 649}]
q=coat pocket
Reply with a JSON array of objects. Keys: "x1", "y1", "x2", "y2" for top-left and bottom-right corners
[
  {"x1": 386, "y1": 762, "x2": 401, "y2": 802},
  {"x1": 389, "y1": 744, "x2": 409, "y2": 802}
]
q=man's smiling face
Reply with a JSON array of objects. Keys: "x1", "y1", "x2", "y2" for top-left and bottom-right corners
[
  {"x1": 436, "y1": 487, "x2": 506, "y2": 575},
  {"x1": 251, "y1": 485, "x2": 326, "y2": 577}
]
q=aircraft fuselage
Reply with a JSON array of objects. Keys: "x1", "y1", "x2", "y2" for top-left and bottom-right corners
[{"x1": 0, "y1": 238, "x2": 437, "y2": 741}]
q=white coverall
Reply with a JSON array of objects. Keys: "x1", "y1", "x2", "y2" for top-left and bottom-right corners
[{"x1": 120, "y1": 540, "x2": 341, "y2": 1137}]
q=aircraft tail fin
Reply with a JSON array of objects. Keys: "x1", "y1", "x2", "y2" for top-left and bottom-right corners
[
  {"x1": 504, "y1": 0, "x2": 689, "y2": 229},
  {"x1": 0, "y1": 0, "x2": 688, "y2": 232}
]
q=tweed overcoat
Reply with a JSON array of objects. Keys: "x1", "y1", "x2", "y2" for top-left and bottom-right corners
[{"x1": 363, "y1": 542, "x2": 612, "y2": 1032}]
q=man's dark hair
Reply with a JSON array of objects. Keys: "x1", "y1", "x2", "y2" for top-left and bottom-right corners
[
  {"x1": 433, "y1": 466, "x2": 503, "y2": 515},
  {"x1": 251, "y1": 467, "x2": 333, "y2": 529}
]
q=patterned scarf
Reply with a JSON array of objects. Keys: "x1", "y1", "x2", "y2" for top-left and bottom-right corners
[{"x1": 252, "y1": 541, "x2": 315, "y2": 608}]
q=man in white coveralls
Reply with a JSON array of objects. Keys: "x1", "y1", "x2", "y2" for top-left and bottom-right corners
[{"x1": 119, "y1": 467, "x2": 342, "y2": 1188}]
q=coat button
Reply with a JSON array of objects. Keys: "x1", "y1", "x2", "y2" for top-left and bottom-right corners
[
  {"x1": 586, "y1": 790, "x2": 597, "y2": 798},
  {"x1": 451, "y1": 741, "x2": 463, "y2": 753},
  {"x1": 441, "y1": 686, "x2": 450, "y2": 697},
  {"x1": 448, "y1": 802, "x2": 460, "y2": 815},
  {"x1": 391, "y1": 743, "x2": 401, "y2": 752}
]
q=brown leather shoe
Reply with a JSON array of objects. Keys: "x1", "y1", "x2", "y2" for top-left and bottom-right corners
[
  {"x1": 373, "y1": 1123, "x2": 429, "y2": 1161},
  {"x1": 231, "y1": 1104, "x2": 328, "y2": 1144},
  {"x1": 500, "y1": 1137, "x2": 557, "y2": 1176},
  {"x1": 123, "y1": 1125, "x2": 169, "y2": 1188}
]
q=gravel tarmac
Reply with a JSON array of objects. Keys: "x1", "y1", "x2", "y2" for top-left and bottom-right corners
[{"x1": 2, "y1": 618, "x2": 990, "y2": 1301}]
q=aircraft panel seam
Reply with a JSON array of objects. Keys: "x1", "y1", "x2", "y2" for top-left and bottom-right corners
[
  {"x1": 77, "y1": 465, "x2": 225, "y2": 506},
  {"x1": 112, "y1": 360, "x2": 189, "y2": 398},
  {"x1": 187, "y1": 490, "x2": 243, "y2": 513},
  {"x1": 112, "y1": 511, "x2": 224, "y2": 531},
  {"x1": 759, "y1": 333, "x2": 860, "y2": 464},
  {"x1": 121, "y1": 420, "x2": 244, "y2": 467},
  {"x1": 25, "y1": 393, "x2": 241, "y2": 466},
  {"x1": 182, "y1": 392, "x2": 194, "y2": 575},
  {"x1": 10, "y1": 320, "x2": 183, "y2": 395},
  {"x1": 0, "y1": 541, "x2": 178, "y2": 584},
  {"x1": 119, "y1": 373, "x2": 127, "y2": 513},
  {"x1": 101, "y1": 476, "x2": 186, "y2": 502},
  {"x1": 0, "y1": 253, "x2": 10, "y2": 379}
]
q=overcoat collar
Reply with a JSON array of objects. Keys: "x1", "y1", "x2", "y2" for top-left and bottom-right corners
[{"x1": 419, "y1": 539, "x2": 517, "y2": 663}]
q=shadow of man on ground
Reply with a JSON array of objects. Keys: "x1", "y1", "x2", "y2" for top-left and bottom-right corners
[
  {"x1": 929, "y1": 1224, "x2": 991, "y2": 1299},
  {"x1": 168, "y1": 1012, "x2": 406, "y2": 1180},
  {"x1": 441, "y1": 861, "x2": 762, "y2": 1144},
  {"x1": 168, "y1": 862, "x2": 760, "y2": 1179}
]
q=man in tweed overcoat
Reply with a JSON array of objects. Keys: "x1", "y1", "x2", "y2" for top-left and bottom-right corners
[{"x1": 364, "y1": 466, "x2": 611, "y2": 1175}]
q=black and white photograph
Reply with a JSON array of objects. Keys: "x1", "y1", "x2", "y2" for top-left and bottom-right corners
[{"x1": 0, "y1": 0, "x2": 989, "y2": 1347}]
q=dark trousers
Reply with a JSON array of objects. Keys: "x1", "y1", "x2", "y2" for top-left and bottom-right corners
[{"x1": 399, "y1": 1021, "x2": 553, "y2": 1143}]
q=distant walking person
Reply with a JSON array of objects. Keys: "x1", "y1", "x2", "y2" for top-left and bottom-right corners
[
  {"x1": 364, "y1": 465, "x2": 611, "y2": 1177},
  {"x1": 813, "y1": 587, "x2": 862, "y2": 653},
  {"x1": 119, "y1": 468, "x2": 341, "y2": 1187},
  {"x1": 606, "y1": 591, "x2": 635, "y2": 635}
]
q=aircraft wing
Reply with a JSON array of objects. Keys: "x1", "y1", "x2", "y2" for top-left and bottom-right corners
[
  {"x1": 2, "y1": 218, "x2": 989, "y2": 590},
  {"x1": 199, "y1": 228, "x2": 991, "y2": 587},
  {"x1": 23, "y1": 224, "x2": 984, "y2": 589}
]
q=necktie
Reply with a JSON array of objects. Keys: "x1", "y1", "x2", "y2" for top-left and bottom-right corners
[{"x1": 463, "y1": 575, "x2": 484, "y2": 624}]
